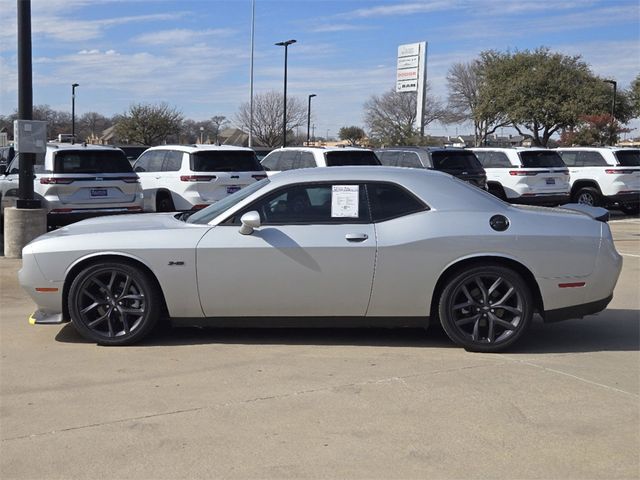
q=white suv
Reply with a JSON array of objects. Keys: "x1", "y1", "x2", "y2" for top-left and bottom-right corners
[
  {"x1": 261, "y1": 147, "x2": 381, "y2": 176},
  {"x1": 133, "y1": 145, "x2": 266, "y2": 212},
  {"x1": 470, "y1": 147, "x2": 570, "y2": 205},
  {"x1": 0, "y1": 143, "x2": 143, "y2": 226},
  {"x1": 556, "y1": 147, "x2": 640, "y2": 215}
]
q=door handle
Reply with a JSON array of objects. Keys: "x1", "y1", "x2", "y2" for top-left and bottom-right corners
[{"x1": 345, "y1": 233, "x2": 368, "y2": 242}]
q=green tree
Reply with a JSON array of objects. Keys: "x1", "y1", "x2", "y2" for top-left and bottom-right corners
[
  {"x1": 114, "y1": 102, "x2": 183, "y2": 146},
  {"x1": 628, "y1": 74, "x2": 640, "y2": 117},
  {"x1": 560, "y1": 114, "x2": 631, "y2": 146},
  {"x1": 477, "y1": 48, "x2": 627, "y2": 147},
  {"x1": 338, "y1": 126, "x2": 366, "y2": 145}
]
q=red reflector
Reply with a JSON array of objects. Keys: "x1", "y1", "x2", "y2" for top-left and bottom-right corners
[
  {"x1": 127, "y1": 207, "x2": 143, "y2": 211},
  {"x1": 558, "y1": 282, "x2": 586, "y2": 288},
  {"x1": 40, "y1": 177, "x2": 74, "y2": 184},
  {"x1": 180, "y1": 175, "x2": 216, "y2": 182},
  {"x1": 35, "y1": 287, "x2": 59, "y2": 292},
  {"x1": 252, "y1": 174, "x2": 268, "y2": 180},
  {"x1": 509, "y1": 170, "x2": 537, "y2": 176},
  {"x1": 121, "y1": 177, "x2": 140, "y2": 183},
  {"x1": 191, "y1": 204, "x2": 209, "y2": 210}
]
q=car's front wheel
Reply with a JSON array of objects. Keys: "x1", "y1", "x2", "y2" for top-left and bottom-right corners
[
  {"x1": 68, "y1": 262, "x2": 161, "y2": 345},
  {"x1": 438, "y1": 265, "x2": 533, "y2": 352}
]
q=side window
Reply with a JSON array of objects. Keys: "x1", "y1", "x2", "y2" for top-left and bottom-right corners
[
  {"x1": 134, "y1": 152, "x2": 151, "y2": 172},
  {"x1": 559, "y1": 152, "x2": 578, "y2": 167},
  {"x1": 579, "y1": 151, "x2": 607, "y2": 167},
  {"x1": 163, "y1": 150, "x2": 183, "y2": 171},
  {"x1": 233, "y1": 183, "x2": 369, "y2": 225},
  {"x1": 487, "y1": 152, "x2": 511, "y2": 168},
  {"x1": 8, "y1": 155, "x2": 20, "y2": 174},
  {"x1": 147, "y1": 151, "x2": 167, "y2": 172},
  {"x1": 278, "y1": 151, "x2": 299, "y2": 171},
  {"x1": 261, "y1": 152, "x2": 281, "y2": 171},
  {"x1": 368, "y1": 182, "x2": 427, "y2": 222},
  {"x1": 399, "y1": 152, "x2": 423, "y2": 168},
  {"x1": 296, "y1": 152, "x2": 316, "y2": 169},
  {"x1": 378, "y1": 151, "x2": 402, "y2": 167}
]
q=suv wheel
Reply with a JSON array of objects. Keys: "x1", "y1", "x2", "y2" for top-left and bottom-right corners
[
  {"x1": 574, "y1": 187, "x2": 602, "y2": 207},
  {"x1": 619, "y1": 203, "x2": 640, "y2": 216}
]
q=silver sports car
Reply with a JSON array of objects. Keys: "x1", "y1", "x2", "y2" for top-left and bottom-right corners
[{"x1": 19, "y1": 166, "x2": 622, "y2": 352}]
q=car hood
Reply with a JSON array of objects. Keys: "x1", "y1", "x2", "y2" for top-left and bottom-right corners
[{"x1": 36, "y1": 213, "x2": 195, "y2": 239}]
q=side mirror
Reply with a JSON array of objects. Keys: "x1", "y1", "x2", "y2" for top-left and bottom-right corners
[
  {"x1": 0, "y1": 165, "x2": 6, "y2": 175},
  {"x1": 239, "y1": 211, "x2": 261, "y2": 235}
]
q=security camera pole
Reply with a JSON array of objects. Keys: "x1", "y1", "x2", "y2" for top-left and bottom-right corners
[{"x1": 5, "y1": 0, "x2": 46, "y2": 258}]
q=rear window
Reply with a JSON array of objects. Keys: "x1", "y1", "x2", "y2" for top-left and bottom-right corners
[
  {"x1": 614, "y1": 150, "x2": 640, "y2": 167},
  {"x1": 431, "y1": 151, "x2": 482, "y2": 171},
  {"x1": 191, "y1": 150, "x2": 263, "y2": 172},
  {"x1": 324, "y1": 150, "x2": 381, "y2": 167},
  {"x1": 54, "y1": 150, "x2": 133, "y2": 173},
  {"x1": 519, "y1": 151, "x2": 565, "y2": 168}
]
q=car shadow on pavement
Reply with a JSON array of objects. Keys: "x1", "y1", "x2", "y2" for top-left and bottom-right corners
[{"x1": 54, "y1": 310, "x2": 639, "y2": 353}]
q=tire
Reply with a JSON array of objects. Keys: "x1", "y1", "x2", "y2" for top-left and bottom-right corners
[
  {"x1": 156, "y1": 192, "x2": 175, "y2": 212},
  {"x1": 619, "y1": 203, "x2": 640, "y2": 216},
  {"x1": 573, "y1": 187, "x2": 602, "y2": 207},
  {"x1": 68, "y1": 262, "x2": 162, "y2": 345},
  {"x1": 438, "y1": 265, "x2": 533, "y2": 352}
]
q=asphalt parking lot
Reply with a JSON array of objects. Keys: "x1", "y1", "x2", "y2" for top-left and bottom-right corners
[{"x1": 1, "y1": 216, "x2": 638, "y2": 479}]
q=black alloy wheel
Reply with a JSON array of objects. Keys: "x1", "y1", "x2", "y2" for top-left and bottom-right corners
[
  {"x1": 438, "y1": 265, "x2": 533, "y2": 352},
  {"x1": 68, "y1": 262, "x2": 161, "y2": 345},
  {"x1": 574, "y1": 187, "x2": 601, "y2": 207}
]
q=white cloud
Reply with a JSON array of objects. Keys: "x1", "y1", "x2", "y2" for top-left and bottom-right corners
[
  {"x1": 134, "y1": 28, "x2": 236, "y2": 46},
  {"x1": 344, "y1": 1, "x2": 455, "y2": 18}
]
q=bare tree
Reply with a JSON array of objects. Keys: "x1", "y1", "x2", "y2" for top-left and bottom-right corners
[
  {"x1": 235, "y1": 91, "x2": 306, "y2": 147},
  {"x1": 446, "y1": 61, "x2": 509, "y2": 146},
  {"x1": 364, "y1": 86, "x2": 447, "y2": 145},
  {"x1": 114, "y1": 103, "x2": 183, "y2": 146},
  {"x1": 209, "y1": 115, "x2": 228, "y2": 144},
  {"x1": 79, "y1": 112, "x2": 112, "y2": 140}
]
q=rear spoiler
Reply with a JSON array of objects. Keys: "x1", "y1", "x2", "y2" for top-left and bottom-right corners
[{"x1": 559, "y1": 203, "x2": 610, "y2": 223}]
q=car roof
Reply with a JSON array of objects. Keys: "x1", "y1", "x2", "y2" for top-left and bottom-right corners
[
  {"x1": 469, "y1": 147, "x2": 550, "y2": 152},
  {"x1": 555, "y1": 147, "x2": 638, "y2": 152},
  {"x1": 376, "y1": 146, "x2": 470, "y2": 152},
  {"x1": 269, "y1": 146, "x2": 374, "y2": 153},
  {"x1": 146, "y1": 144, "x2": 255, "y2": 153},
  {"x1": 46, "y1": 143, "x2": 124, "y2": 152},
  {"x1": 266, "y1": 165, "x2": 449, "y2": 185}
]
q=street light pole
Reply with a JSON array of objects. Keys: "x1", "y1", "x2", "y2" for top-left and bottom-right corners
[
  {"x1": 306, "y1": 94, "x2": 316, "y2": 146},
  {"x1": 71, "y1": 83, "x2": 79, "y2": 143},
  {"x1": 275, "y1": 39, "x2": 296, "y2": 147},
  {"x1": 604, "y1": 79, "x2": 617, "y2": 146}
]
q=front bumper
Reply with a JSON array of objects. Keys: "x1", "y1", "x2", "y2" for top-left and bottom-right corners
[{"x1": 29, "y1": 309, "x2": 66, "y2": 325}]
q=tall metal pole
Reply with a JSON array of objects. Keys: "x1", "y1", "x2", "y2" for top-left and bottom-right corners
[
  {"x1": 71, "y1": 83, "x2": 79, "y2": 143},
  {"x1": 248, "y1": 0, "x2": 255, "y2": 147},
  {"x1": 306, "y1": 93, "x2": 316, "y2": 146},
  {"x1": 275, "y1": 39, "x2": 296, "y2": 148},
  {"x1": 604, "y1": 79, "x2": 617, "y2": 146},
  {"x1": 17, "y1": 0, "x2": 36, "y2": 207}
]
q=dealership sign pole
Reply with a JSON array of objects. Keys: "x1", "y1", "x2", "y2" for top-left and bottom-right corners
[{"x1": 396, "y1": 41, "x2": 427, "y2": 136}]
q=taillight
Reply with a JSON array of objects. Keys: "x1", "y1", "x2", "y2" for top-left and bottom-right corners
[
  {"x1": 605, "y1": 169, "x2": 634, "y2": 174},
  {"x1": 40, "y1": 177, "x2": 75, "y2": 184},
  {"x1": 121, "y1": 177, "x2": 140, "y2": 183},
  {"x1": 252, "y1": 174, "x2": 268, "y2": 180},
  {"x1": 509, "y1": 170, "x2": 537, "y2": 176},
  {"x1": 180, "y1": 175, "x2": 217, "y2": 182},
  {"x1": 191, "y1": 204, "x2": 209, "y2": 210},
  {"x1": 127, "y1": 206, "x2": 143, "y2": 211}
]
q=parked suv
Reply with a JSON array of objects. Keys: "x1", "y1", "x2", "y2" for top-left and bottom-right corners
[
  {"x1": 133, "y1": 145, "x2": 266, "y2": 212},
  {"x1": 261, "y1": 147, "x2": 381, "y2": 176},
  {"x1": 556, "y1": 147, "x2": 640, "y2": 214},
  {"x1": 0, "y1": 143, "x2": 143, "y2": 226},
  {"x1": 470, "y1": 147, "x2": 570, "y2": 205},
  {"x1": 376, "y1": 147, "x2": 487, "y2": 189}
]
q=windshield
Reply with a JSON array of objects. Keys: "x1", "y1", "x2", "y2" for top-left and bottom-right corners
[
  {"x1": 54, "y1": 150, "x2": 133, "y2": 173},
  {"x1": 614, "y1": 150, "x2": 640, "y2": 166},
  {"x1": 431, "y1": 151, "x2": 483, "y2": 171},
  {"x1": 187, "y1": 178, "x2": 270, "y2": 224},
  {"x1": 324, "y1": 150, "x2": 381, "y2": 166},
  {"x1": 519, "y1": 151, "x2": 565, "y2": 168},
  {"x1": 191, "y1": 150, "x2": 263, "y2": 172}
]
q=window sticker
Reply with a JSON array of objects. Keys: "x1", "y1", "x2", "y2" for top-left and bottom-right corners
[{"x1": 331, "y1": 185, "x2": 359, "y2": 218}]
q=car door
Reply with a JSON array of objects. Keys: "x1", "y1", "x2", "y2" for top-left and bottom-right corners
[{"x1": 196, "y1": 182, "x2": 376, "y2": 317}]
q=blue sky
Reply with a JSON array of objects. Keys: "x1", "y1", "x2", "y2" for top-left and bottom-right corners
[{"x1": 1, "y1": 0, "x2": 639, "y2": 138}]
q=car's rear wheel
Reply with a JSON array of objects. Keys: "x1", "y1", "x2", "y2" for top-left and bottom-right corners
[
  {"x1": 574, "y1": 187, "x2": 601, "y2": 207},
  {"x1": 68, "y1": 262, "x2": 161, "y2": 345},
  {"x1": 438, "y1": 265, "x2": 533, "y2": 352},
  {"x1": 156, "y1": 192, "x2": 175, "y2": 212}
]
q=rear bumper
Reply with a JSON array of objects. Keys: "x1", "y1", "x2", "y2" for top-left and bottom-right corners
[
  {"x1": 509, "y1": 193, "x2": 570, "y2": 206},
  {"x1": 48, "y1": 207, "x2": 143, "y2": 225},
  {"x1": 543, "y1": 294, "x2": 613, "y2": 322}
]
